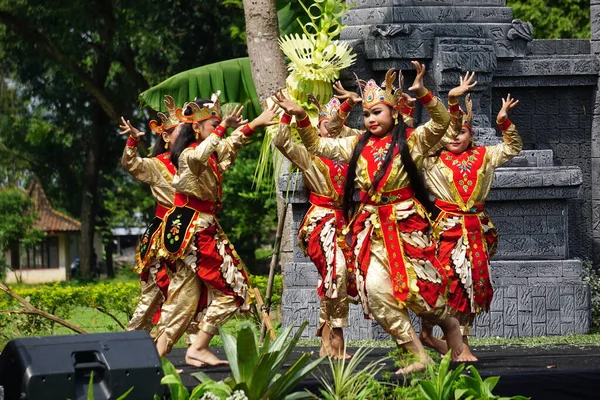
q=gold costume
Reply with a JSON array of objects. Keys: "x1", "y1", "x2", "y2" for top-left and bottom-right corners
[
  {"x1": 157, "y1": 128, "x2": 253, "y2": 352},
  {"x1": 424, "y1": 118, "x2": 522, "y2": 335},
  {"x1": 273, "y1": 119, "x2": 354, "y2": 335},
  {"x1": 121, "y1": 138, "x2": 176, "y2": 333},
  {"x1": 297, "y1": 94, "x2": 452, "y2": 344}
]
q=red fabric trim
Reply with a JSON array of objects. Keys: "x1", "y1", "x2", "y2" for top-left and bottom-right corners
[
  {"x1": 241, "y1": 123, "x2": 255, "y2": 137},
  {"x1": 340, "y1": 100, "x2": 353, "y2": 114},
  {"x1": 448, "y1": 102, "x2": 460, "y2": 113},
  {"x1": 440, "y1": 146, "x2": 487, "y2": 204},
  {"x1": 280, "y1": 113, "x2": 292, "y2": 124},
  {"x1": 359, "y1": 187, "x2": 415, "y2": 205},
  {"x1": 309, "y1": 193, "x2": 340, "y2": 209},
  {"x1": 174, "y1": 193, "x2": 220, "y2": 214},
  {"x1": 213, "y1": 124, "x2": 226, "y2": 138},
  {"x1": 401, "y1": 104, "x2": 415, "y2": 117},
  {"x1": 297, "y1": 114, "x2": 311, "y2": 128},
  {"x1": 320, "y1": 157, "x2": 347, "y2": 197},
  {"x1": 126, "y1": 136, "x2": 140, "y2": 147},
  {"x1": 417, "y1": 90, "x2": 434, "y2": 105},
  {"x1": 155, "y1": 152, "x2": 177, "y2": 176},
  {"x1": 498, "y1": 118, "x2": 512, "y2": 131},
  {"x1": 155, "y1": 204, "x2": 170, "y2": 219},
  {"x1": 435, "y1": 200, "x2": 485, "y2": 214}
]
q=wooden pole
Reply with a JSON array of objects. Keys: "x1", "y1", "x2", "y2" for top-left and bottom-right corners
[{"x1": 260, "y1": 202, "x2": 287, "y2": 341}]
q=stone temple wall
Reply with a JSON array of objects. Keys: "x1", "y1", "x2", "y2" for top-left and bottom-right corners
[{"x1": 492, "y1": 86, "x2": 594, "y2": 260}]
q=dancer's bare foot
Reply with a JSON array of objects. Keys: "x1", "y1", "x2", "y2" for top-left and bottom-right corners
[
  {"x1": 395, "y1": 359, "x2": 431, "y2": 375},
  {"x1": 329, "y1": 328, "x2": 352, "y2": 359},
  {"x1": 419, "y1": 323, "x2": 448, "y2": 355},
  {"x1": 185, "y1": 347, "x2": 228, "y2": 368},
  {"x1": 455, "y1": 337, "x2": 478, "y2": 362},
  {"x1": 438, "y1": 317, "x2": 463, "y2": 360},
  {"x1": 155, "y1": 333, "x2": 168, "y2": 357}
]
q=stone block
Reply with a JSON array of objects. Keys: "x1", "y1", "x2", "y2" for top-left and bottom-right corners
[
  {"x1": 546, "y1": 286, "x2": 560, "y2": 310},
  {"x1": 532, "y1": 297, "x2": 546, "y2": 323},
  {"x1": 532, "y1": 323, "x2": 546, "y2": 336},
  {"x1": 477, "y1": 310, "x2": 490, "y2": 327},
  {"x1": 504, "y1": 297, "x2": 517, "y2": 325},
  {"x1": 532, "y1": 286, "x2": 546, "y2": 297},
  {"x1": 575, "y1": 310, "x2": 591, "y2": 333},
  {"x1": 504, "y1": 325, "x2": 518, "y2": 338},
  {"x1": 560, "y1": 294, "x2": 575, "y2": 323},
  {"x1": 490, "y1": 287, "x2": 504, "y2": 311},
  {"x1": 537, "y1": 262, "x2": 562, "y2": 277},
  {"x1": 283, "y1": 262, "x2": 318, "y2": 287},
  {"x1": 530, "y1": 234, "x2": 565, "y2": 259},
  {"x1": 518, "y1": 311, "x2": 532, "y2": 336},
  {"x1": 574, "y1": 284, "x2": 590, "y2": 310},
  {"x1": 523, "y1": 216, "x2": 547, "y2": 234},
  {"x1": 495, "y1": 277, "x2": 527, "y2": 286},
  {"x1": 492, "y1": 217, "x2": 523, "y2": 235},
  {"x1": 489, "y1": 312, "x2": 504, "y2": 337},
  {"x1": 562, "y1": 260, "x2": 583, "y2": 277},
  {"x1": 546, "y1": 216, "x2": 565, "y2": 234},
  {"x1": 517, "y1": 286, "x2": 532, "y2": 311},
  {"x1": 561, "y1": 323, "x2": 575, "y2": 335},
  {"x1": 496, "y1": 236, "x2": 530, "y2": 258},
  {"x1": 547, "y1": 311, "x2": 561, "y2": 335}
]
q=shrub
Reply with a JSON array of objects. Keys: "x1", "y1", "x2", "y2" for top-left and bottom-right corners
[{"x1": 583, "y1": 260, "x2": 600, "y2": 329}]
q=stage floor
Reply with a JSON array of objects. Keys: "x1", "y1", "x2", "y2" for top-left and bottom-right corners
[{"x1": 167, "y1": 344, "x2": 600, "y2": 399}]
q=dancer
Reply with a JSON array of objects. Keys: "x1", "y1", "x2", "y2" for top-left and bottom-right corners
[
  {"x1": 156, "y1": 93, "x2": 279, "y2": 367},
  {"x1": 273, "y1": 62, "x2": 463, "y2": 374},
  {"x1": 273, "y1": 95, "x2": 356, "y2": 359},
  {"x1": 421, "y1": 91, "x2": 522, "y2": 361},
  {"x1": 119, "y1": 96, "x2": 179, "y2": 333}
]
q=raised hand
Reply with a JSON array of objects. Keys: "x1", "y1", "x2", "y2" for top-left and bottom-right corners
[
  {"x1": 119, "y1": 116, "x2": 144, "y2": 140},
  {"x1": 408, "y1": 61, "x2": 427, "y2": 97},
  {"x1": 401, "y1": 92, "x2": 417, "y2": 108},
  {"x1": 251, "y1": 103, "x2": 281, "y2": 128},
  {"x1": 271, "y1": 89, "x2": 306, "y2": 118},
  {"x1": 223, "y1": 104, "x2": 248, "y2": 129},
  {"x1": 496, "y1": 93, "x2": 519, "y2": 124},
  {"x1": 448, "y1": 71, "x2": 477, "y2": 102},
  {"x1": 333, "y1": 81, "x2": 362, "y2": 106}
]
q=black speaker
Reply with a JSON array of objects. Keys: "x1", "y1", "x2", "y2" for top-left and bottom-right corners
[{"x1": 0, "y1": 331, "x2": 164, "y2": 400}]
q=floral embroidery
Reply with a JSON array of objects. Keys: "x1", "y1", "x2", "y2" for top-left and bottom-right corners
[
  {"x1": 166, "y1": 214, "x2": 183, "y2": 245},
  {"x1": 442, "y1": 147, "x2": 482, "y2": 201}
]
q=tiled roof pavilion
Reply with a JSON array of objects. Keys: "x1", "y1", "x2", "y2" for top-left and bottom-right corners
[{"x1": 27, "y1": 179, "x2": 81, "y2": 232}]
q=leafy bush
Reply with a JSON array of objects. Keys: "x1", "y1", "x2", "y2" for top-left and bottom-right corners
[
  {"x1": 583, "y1": 260, "x2": 600, "y2": 329},
  {"x1": 250, "y1": 274, "x2": 283, "y2": 306}
]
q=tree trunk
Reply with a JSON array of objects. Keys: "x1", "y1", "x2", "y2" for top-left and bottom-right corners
[
  {"x1": 105, "y1": 234, "x2": 114, "y2": 278},
  {"x1": 78, "y1": 106, "x2": 102, "y2": 279},
  {"x1": 242, "y1": 0, "x2": 287, "y2": 101}
]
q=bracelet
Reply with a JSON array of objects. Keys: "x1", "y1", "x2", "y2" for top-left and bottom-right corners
[
  {"x1": 213, "y1": 124, "x2": 226, "y2": 138},
  {"x1": 126, "y1": 136, "x2": 140, "y2": 147},
  {"x1": 498, "y1": 119, "x2": 512, "y2": 131},
  {"x1": 417, "y1": 90, "x2": 434, "y2": 105},
  {"x1": 296, "y1": 114, "x2": 311, "y2": 128},
  {"x1": 241, "y1": 123, "x2": 256, "y2": 137},
  {"x1": 340, "y1": 100, "x2": 353, "y2": 114},
  {"x1": 280, "y1": 114, "x2": 292, "y2": 125}
]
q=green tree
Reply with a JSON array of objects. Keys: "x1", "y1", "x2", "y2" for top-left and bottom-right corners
[
  {"x1": 508, "y1": 0, "x2": 590, "y2": 39},
  {"x1": 0, "y1": 187, "x2": 44, "y2": 279},
  {"x1": 0, "y1": 0, "x2": 248, "y2": 278}
]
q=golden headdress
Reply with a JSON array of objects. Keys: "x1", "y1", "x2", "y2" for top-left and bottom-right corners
[
  {"x1": 175, "y1": 91, "x2": 222, "y2": 123},
  {"x1": 308, "y1": 94, "x2": 341, "y2": 123},
  {"x1": 357, "y1": 69, "x2": 404, "y2": 110},
  {"x1": 149, "y1": 95, "x2": 179, "y2": 134},
  {"x1": 462, "y1": 93, "x2": 473, "y2": 130}
]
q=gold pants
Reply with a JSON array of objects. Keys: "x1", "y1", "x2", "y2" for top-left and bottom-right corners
[
  {"x1": 156, "y1": 262, "x2": 241, "y2": 351},
  {"x1": 366, "y1": 239, "x2": 448, "y2": 345},
  {"x1": 155, "y1": 260, "x2": 200, "y2": 352},
  {"x1": 126, "y1": 261, "x2": 164, "y2": 333},
  {"x1": 317, "y1": 244, "x2": 349, "y2": 335}
]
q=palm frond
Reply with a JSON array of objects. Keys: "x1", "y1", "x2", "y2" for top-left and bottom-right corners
[{"x1": 138, "y1": 57, "x2": 261, "y2": 121}]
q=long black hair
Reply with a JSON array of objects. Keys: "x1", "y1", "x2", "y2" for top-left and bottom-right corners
[
  {"x1": 151, "y1": 126, "x2": 175, "y2": 157},
  {"x1": 342, "y1": 112, "x2": 434, "y2": 221},
  {"x1": 170, "y1": 99, "x2": 211, "y2": 168}
]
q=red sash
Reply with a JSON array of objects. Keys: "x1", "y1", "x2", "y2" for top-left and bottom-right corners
[
  {"x1": 361, "y1": 187, "x2": 415, "y2": 302},
  {"x1": 174, "y1": 193, "x2": 221, "y2": 214},
  {"x1": 435, "y1": 199, "x2": 493, "y2": 311},
  {"x1": 156, "y1": 204, "x2": 169, "y2": 219}
]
